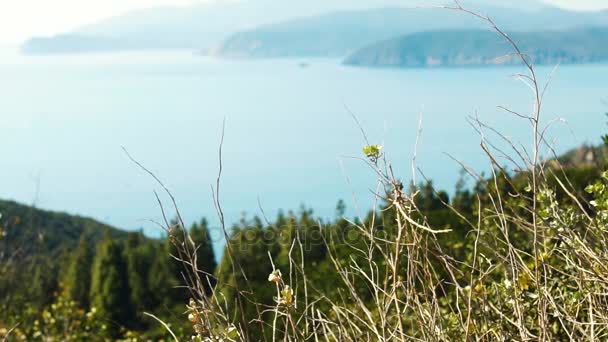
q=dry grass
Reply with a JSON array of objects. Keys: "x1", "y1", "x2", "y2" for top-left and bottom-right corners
[{"x1": 141, "y1": 3, "x2": 608, "y2": 341}]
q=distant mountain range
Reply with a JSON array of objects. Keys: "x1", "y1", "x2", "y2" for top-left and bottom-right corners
[
  {"x1": 21, "y1": 0, "x2": 412, "y2": 54},
  {"x1": 20, "y1": 0, "x2": 608, "y2": 63},
  {"x1": 212, "y1": 6, "x2": 608, "y2": 58},
  {"x1": 343, "y1": 28, "x2": 608, "y2": 68}
]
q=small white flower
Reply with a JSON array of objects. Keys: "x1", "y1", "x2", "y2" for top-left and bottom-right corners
[
  {"x1": 268, "y1": 269, "x2": 282, "y2": 283},
  {"x1": 188, "y1": 313, "x2": 197, "y2": 323}
]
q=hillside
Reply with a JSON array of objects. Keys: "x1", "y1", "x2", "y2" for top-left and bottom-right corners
[
  {"x1": 0, "y1": 199, "x2": 125, "y2": 261},
  {"x1": 556, "y1": 144, "x2": 608, "y2": 167},
  {"x1": 19, "y1": 0, "x2": 414, "y2": 55},
  {"x1": 0, "y1": 199, "x2": 129, "y2": 325},
  {"x1": 343, "y1": 28, "x2": 608, "y2": 68},
  {"x1": 211, "y1": 7, "x2": 484, "y2": 58},
  {"x1": 211, "y1": 6, "x2": 608, "y2": 59},
  {"x1": 21, "y1": 34, "x2": 140, "y2": 55},
  {"x1": 0, "y1": 198, "x2": 216, "y2": 338},
  {"x1": 20, "y1": 1, "x2": 602, "y2": 56}
]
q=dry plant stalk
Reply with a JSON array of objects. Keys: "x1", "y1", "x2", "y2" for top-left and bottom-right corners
[{"x1": 133, "y1": 2, "x2": 608, "y2": 341}]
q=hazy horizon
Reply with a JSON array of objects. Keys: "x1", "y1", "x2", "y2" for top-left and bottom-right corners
[{"x1": 1, "y1": 0, "x2": 608, "y2": 45}]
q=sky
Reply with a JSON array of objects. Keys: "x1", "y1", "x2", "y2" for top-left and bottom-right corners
[
  {"x1": 0, "y1": 0, "x2": 607, "y2": 45},
  {"x1": 0, "y1": 0, "x2": 206, "y2": 45},
  {"x1": 546, "y1": 0, "x2": 608, "y2": 11}
]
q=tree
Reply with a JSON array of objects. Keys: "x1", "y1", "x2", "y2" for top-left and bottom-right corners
[
  {"x1": 65, "y1": 235, "x2": 93, "y2": 309},
  {"x1": 124, "y1": 231, "x2": 155, "y2": 317},
  {"x1": 147, "y1": 240, "x2": 180, "y2": 309},
  {"x1": 89, "y1": 231, "x2": 133, "y2": 335},
  {"x1": 215, "y1": 222, "x2": 281, "y2": 340},
  {"x1": 28, "y1": 256, "x2": 58, "y2": 308},
  {"x1": 189, "y1": 218, "x2": 217, "y2": 294}
]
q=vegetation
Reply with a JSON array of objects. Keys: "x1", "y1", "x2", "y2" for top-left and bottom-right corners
[
  {"x1": 0, "y1": 204, "x2": 216, "y2": 340},
  {"x1": 212, "y1": 5, "x2": 608, "y2": 59},
  {"x1": 2, "y1": 140, "x2": 607, "y2": 340},
  {"x1": 4, "y1": 3, "x2": 608, "y2": 342},
  {"x1": 21, "y1": 1, "x2": 608, "y2": 58},
  {"x1": 344, "y1": 28, "x2": 608, "y2": 68}
]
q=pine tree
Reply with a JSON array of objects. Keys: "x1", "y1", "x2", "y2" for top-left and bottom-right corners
[
  {"x1": 147, "y1": 240, "x2": 180, "y2": 308},
  {"x1": 29, "y1": 256, "x2": 58, "y2": 308},
  {"x1": 89, "y1": 231, "x2": 133, "y2": 335},
  {"x1": 189, "y1": 218, "x2": 217, "y2": 294},
  {"x1": 215, "y1": 224, "x2": 280, "y2": 340},
  {"x1": 65, "y1": 235, "x2": 93, "y2": 309},
  {"x1": 125, "y1": 231, "x2": 166, "y2": 328}
]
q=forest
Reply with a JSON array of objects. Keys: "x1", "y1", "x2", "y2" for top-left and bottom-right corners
[{"x1": 0, "y1": 140, "x2": 607, "y2": 340}]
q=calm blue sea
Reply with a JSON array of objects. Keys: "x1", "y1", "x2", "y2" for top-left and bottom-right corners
[{"x1": 0, "y1": 48, "x2": 606, "y2": 252}]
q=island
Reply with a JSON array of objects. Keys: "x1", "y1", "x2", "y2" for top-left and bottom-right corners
[{"x1": 343, "y1": 28, "x2": 608, "y2": 68}]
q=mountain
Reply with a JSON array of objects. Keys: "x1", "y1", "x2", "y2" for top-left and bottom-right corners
[
  {"x1": 0, "y1": 199, "x2": 127, "y2": 326},
  {"x1": 556, "y1": 144, "x2": 608, "y2": 168},
  {"x1": 0, "y1": 199, "x2": 126, "y2": 261},
  {"x1": 0, "y1": 198, "x2": 218, "y2": 339},
  {"x1": 21, "y1": 0, "x2": 548, "y2": 55},
  {"x1": 342, "y1": 28, "x2": 608, "y2": 68},
  {"x1": 212, "y1": 5, "x2": 608, "y2": 58},
  {"x1": 20, "y1": 0, "x2": 415, "y2": 55},
  {"x1": 22, "y1": 35, "x2": 142, "y2": 55}
]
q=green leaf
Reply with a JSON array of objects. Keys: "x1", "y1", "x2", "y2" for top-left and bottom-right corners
[{"x1": 363, "y1": 145, "x2": 383, "y2": 159}]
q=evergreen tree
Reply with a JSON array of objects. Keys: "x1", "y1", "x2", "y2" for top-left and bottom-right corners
[
  {"x1": 28, "y1": 256, "x2": 58, "y2": 308},
  {"x1": 147, "y1": 240, "x2": 180, "y2": 309},
  {"x1": 65, "y1": 235, "x2": 93, "y2": 309},
  {"x1": 189, "y1": 218, "x2": 217, "y2": 294},
  {"x1": 125, "y1": 231, "x2": 155, "y2": 316},
  {"x1": 216, "y1": 224, "x2": 281, "y2": 339},
  {"x1": 335, "y1": 199, "x2": 346, "y2": 217},
  {"x1": 90, "y1": 232, "x2": 133, "y2": 335}
]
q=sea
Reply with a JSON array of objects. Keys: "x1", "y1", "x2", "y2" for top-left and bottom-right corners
[{"x1": 0, "y1": 48, "x2": 606, "y2": 252}]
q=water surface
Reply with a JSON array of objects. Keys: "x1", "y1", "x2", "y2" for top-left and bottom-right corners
[{"x1": 0, "y1": 49, "x2": 605, "y2": 250}]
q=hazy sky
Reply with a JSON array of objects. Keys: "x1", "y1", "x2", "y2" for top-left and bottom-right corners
[
  {"x1": 546, "y1": 0, "x2": 608, "y2": 11},
  {"x1": 0, "y1": 0, "x2": 205, "y2": 45},
  {"x1": 0, "y1": 0, "x2": 606, "y2": 45}
]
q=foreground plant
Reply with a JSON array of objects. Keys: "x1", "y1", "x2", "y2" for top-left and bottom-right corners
[
  {"x1": 5, "y1": 293, "x2": 111, "y2": 341},
  {"x1": 127, "y1": 2, "x2": 608, "y2": 341}
]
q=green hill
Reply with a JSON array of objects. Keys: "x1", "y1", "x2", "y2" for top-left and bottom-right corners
[
  {"x1": 212, "y1": 7, "x2": 608, "y2": 59},
  {"x1": 21, "y1": 3, "x2": 608, "y2": 56},
  {"x1": 343, "y1": 28, "x2": 608, "y2": 68},
  {"x1": 0, "y1": 199, "x2": 216, "y2": 338},
  {"x1": 19, "y1": 0, "x2": 415, "y2": 55},
  {"x1": 0, "y1": 199, "x2": 125, "y2": 261}
]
